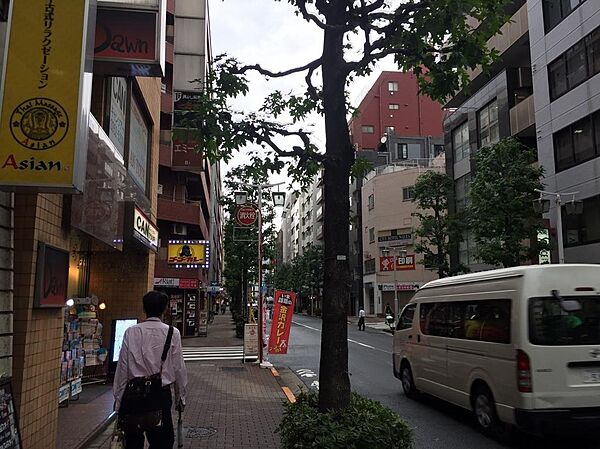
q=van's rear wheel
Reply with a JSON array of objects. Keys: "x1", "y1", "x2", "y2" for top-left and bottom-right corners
[
  {"x1": 400, "y1": 363, "x2": 418, "y2": 398},
  {"x1": 472, "y1": 386, "x2": 513, "y2": 442}
]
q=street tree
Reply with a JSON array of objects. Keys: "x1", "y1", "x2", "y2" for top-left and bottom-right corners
[
  {"x1": 183, "y1": 0, "x2": 509, "y2": 411},
  {"x1": 468, "y1": 138, "x2": 546, "y2": 267},
  {"x1": 412, "y1": 171, "x2": 466, "y2": 278}
]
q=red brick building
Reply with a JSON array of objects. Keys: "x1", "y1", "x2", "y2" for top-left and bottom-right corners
[{"x1": 349, "y1": 71, "x2": 444, "y2": 150}]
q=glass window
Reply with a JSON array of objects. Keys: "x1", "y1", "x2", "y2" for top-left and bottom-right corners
[
  {"x1": 452, "y1": 121, "x2": 469, "y2": 162},
  {"x1": 572, "y1": 116, "x2": 595, "y2": 163},
  {"x1": 455, "y1": 174, "x2": 471, "y2": 212},
  {"x1": 362, "y1": 125, "x2": 374, "y2": 134},
  {"x1": 586, "y1": 28, "x2": 600, "y2": 76},
  {"x1": 369, "y1": 227, "x2": 375, "y2": 243},
  {"x1": 388, "y1": 81, "x2": 399, "y2": 91},
  {"x1": 434, "y1": 144, "x2": 445, "y2": 157},
  {"x1": 397, "y1": 304, "x2": 416, "y2": 331},
  {"x1": 368, "y1": 194, "x2": 374, "y2": 210},
  {"x1": 548, "y1": 56, "x2": 568, "y2": 100},
  {"x1": 420, "y1": 303, "x2": 452, "y2": 337},
  {"x1": 529, "y1": 296, "x2": 600, "y2": 345},
  {"x1": 389, "y1": 104, "x2": 400, "y2": 110},
  {"x1": 478, "y1": 100, "x2": 499, "y2": 147},
  {"x1": 396, "y1": 143, "x2": 408, "y2": 160},
  {"x1": 402, "y1": 186, "x2": 415, "y2": 201},
  {"x1": 458, "y1": 300, "x2": 511, "y2": 343},
  {"x1": 543, "y1": 0, "x2": 563, "y2": 32},
  {"x1": 553, "y1": 125, "x2": 575, "y2": 171},
  {"x1": 562, "y1": 194, "x2": 600, "y2": 247},
  {"x1": 566, "y1": 41, "x2": 588, "y2": 89}
]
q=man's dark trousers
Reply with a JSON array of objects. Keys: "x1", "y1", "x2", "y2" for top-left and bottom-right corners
[{"x1": 124, "y1": 387, "x2": 175, "y2": 449}]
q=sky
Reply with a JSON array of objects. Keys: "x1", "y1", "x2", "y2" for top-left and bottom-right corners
[{"x1": 209, "y1": 0, "x2": 399, "y2": 223}]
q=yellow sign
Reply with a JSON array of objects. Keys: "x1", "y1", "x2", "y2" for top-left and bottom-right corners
[
  {"x1": 168, "y1": 241, "x2": 208, "y2": 267},
  {"x1": 0, "y1": 0, "x2": 91, "y2": 190}
]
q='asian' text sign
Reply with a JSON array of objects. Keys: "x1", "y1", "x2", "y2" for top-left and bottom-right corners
[
  {"x1": 0, "y1": 0, "x2": 91, "y2": 191},
  {"x1": 268, "y1": 290, "x2": 297, "y2": 355}
]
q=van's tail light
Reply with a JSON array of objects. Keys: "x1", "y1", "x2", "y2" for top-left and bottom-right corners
[{"x1": 517, "y1": 350, "x2": 532, "y2": 393}]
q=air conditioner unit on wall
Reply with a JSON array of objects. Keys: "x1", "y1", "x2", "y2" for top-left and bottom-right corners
[
  {"x1": 157, "y1": 184, "x2": 163, "y2": 195},
  {"x1": 172, "y1": 223, "x2": 187, "y2": 235}
]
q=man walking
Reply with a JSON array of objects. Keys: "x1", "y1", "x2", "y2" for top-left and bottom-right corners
[
  {"x1": 358, "y1": 307, "x2": 366, "y2": 331},
  {"x1": 114, "y1": 291, "x2": 188, "y2": 448}
]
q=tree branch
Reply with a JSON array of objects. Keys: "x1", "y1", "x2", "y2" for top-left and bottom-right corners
[
  {"x1": 295, "y1": 0, "x2": 349, "y2": 31},
  {"x1": 234, "y1": 58, "x2": 322, "y2": 79},
  {"x1": 249, "y1": 125, "x2": 325, "y2": 164}
]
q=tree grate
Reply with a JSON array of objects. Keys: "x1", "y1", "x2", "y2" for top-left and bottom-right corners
[{"x1": 184, "y1": 426, "x2": 218, "y2": 439}]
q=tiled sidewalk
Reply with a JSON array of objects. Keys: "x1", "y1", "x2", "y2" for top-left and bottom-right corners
[{"x1": 87, "y1": 361, "x2": 287, "y2": 449}]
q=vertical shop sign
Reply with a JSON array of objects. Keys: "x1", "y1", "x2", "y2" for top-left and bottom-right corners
[
  {"x1": 244, "y1": 324, "x2": 258, "y2": 361},
  {"x1": 0, "y1": 0, "x2": 91, "y2": 191},
  {"x1": 268, "y1": 290, "x2": 297, "y2": 355},
  {"x1": 128, "y1": 97, "x2": 149, "y2": 192},
  {"x1": 34, "y1": 243, "x2": 69, "y2": 308},
  {"x1": 108, "y1": 77, "x2": 127, "y2": 156}
]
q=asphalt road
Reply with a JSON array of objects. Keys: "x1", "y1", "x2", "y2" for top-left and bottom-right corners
[{"x1": 270, "y1": 314, "x2": 598, "y2": 449}]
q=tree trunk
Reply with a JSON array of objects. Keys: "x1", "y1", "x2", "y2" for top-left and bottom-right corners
[{"x1": 318, "y1": 2, "x2": 352, "y2": 412}]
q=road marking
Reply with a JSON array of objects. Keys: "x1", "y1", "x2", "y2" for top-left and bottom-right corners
[
  {"x1": 270, "y1": 368, "x2": 280, "y2": 377},
  {"x1": 296, "y1": 368, "x2": 318, "y2": 378},
  {"x1": 293, "y1": 321, "x2": 392, "y2": 354}
]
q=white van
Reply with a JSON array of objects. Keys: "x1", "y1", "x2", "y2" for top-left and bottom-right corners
[{"x1": 393, "y1": 264, "x2": 600, "y2": 438}]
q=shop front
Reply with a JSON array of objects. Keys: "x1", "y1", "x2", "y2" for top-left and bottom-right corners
[{"x1": 154, "y1": 277, "x2": 202, "y2": 337}]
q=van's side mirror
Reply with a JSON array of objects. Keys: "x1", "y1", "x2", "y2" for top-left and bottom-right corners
[{"x1": 552, "y1": 289, "x2": 583, "y2": 313}]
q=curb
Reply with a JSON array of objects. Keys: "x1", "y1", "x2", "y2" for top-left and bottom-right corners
[
  {"x1": 74, "y1": 411, "x2": 117, "y2": 449},
  {"x1": 271, "y1": 366, "x2": 307, "y2": 403}
]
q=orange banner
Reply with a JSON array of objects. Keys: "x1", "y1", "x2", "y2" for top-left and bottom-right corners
[{"x1": 268, "y1": 290, "x2": 296, "y2": 355}]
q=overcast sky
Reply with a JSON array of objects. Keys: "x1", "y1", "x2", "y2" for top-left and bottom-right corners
[{"x1": 209, "y1": 0, "x2": 398, "y2": 220}]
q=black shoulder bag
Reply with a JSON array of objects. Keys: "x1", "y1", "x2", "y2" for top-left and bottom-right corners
[{"x1": 119, "y1": 325, "x2": 174, "y2": 433}]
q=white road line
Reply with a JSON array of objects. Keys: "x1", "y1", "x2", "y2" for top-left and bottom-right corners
[{"x1": 293, "y1": 321, "x2": 391, "y2": 354}]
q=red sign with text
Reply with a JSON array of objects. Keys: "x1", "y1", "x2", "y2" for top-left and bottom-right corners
[
  {"x1": 268, "y1": 290, "x2": 297, "y2": 355},
  {"x1": 379, "y1": 255, "x2": 416, "y2": 271}
]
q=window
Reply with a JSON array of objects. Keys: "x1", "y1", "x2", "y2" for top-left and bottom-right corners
[
  {"x1": 563, "y1": 194, "x2": 600, "y2": 247},
  {"x1": 397, "y1": 304, "x2": 416, "y2": 331},
  {"x1": 459, "y1": 231, "x2": 478, "y2": 266},
  {"x1": 452, "y1": 122, "x2": 470, "y2": 162},
  {"x1": 364, "y1": 259, "x2": 376, "y2": 274},
  {"x1": 420, "y1": 300, "x2": 511, "y2": 343},
  {"x1": 553, "y1": 111, "x2": 600, "y2": 172},
  {"x1": 388, "y1": 81, "x2": 399, "y2": 92},
  {"x1": 433, "y1": 144, "x2": 445, "y2": 157},
  {"x1": 385, "y1": 126, "x2": 395, "y2": 134},
  {"x1": 477, "y1": 100, "x2": 499, "y2": 147},
  {"x1": 530, "y1": 295, "x2": 600, "y2": 345},
  {"x1": 368, "y1": 194, "x2": 374, "y2": 210},
  {"x1": 369, "y1": 227, "x2": 375, "y2": 243},
  {"x1": 402, "y1": 186, "x2": 415, "y2": 201},
  {"x1": 543, "y1": 0, "x2": 587, "y2": 33},
  {"x1": 548, "y1": 24, "x2": 600, "y2": 101},
  {"x1": 362, "y1": 125, "x2": 374, "y2": 134},
  {"x1": 396, "y1": 143, "x2": 408, "y2": 160},
  {"x1": 389, "y1": 104, "x2": 400, "y2": 110},
  {"x1": 455, "y1": 174, "x2": 471, "y2": 212}
]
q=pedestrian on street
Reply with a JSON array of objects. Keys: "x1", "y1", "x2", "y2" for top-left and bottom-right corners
[
  {"x1": 114, "y1": 291, "x2": 188, "y2": 449},
  {"x1": 358, "y1": 307, "x2": 366, "y2": 331}
]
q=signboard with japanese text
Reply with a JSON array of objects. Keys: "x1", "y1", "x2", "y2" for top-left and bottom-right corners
[
  {"x1": 379, "y1": 282, "x2": 422, "y2": 292},
  {"x1": 0, "y1": 0, "x2": 92, "y2": 191},
  {"x1": 379, "y1": 255, "x2": 416, "y2": 271},
  {"x1": 244, "y1": 324, "x2": 259, "y2": 359},
  {"x1": 128, "y1": 97, "x2": 149, "y2": 192},
  {"x1": 268, "y1": 290, "x2": 297, "y2": 355},
  {"x1": 167, "y1": 241, "x2": 209, "y2": 267},
  {"x1": 108, "y1": 77, "x2": 127, "y2": 156}
]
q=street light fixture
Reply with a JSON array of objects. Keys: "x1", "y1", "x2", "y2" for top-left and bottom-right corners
[
  {"x1": 234, "y1": 191, "x2": 248, "y2": 205},
  {"x1": 271, "y1": 191, "x2": 286, "y2": 207},
  {"x1": 534, "y1": 189, "x2": 583, "y2": 264}
]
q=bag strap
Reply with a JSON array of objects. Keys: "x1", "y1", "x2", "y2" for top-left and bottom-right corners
[{"x1": 160, "y1": 326, "x2": 174, "y2": 374}]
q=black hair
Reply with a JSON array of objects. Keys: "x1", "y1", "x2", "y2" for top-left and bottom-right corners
[{"x1": 143, "y1": 290, "x2": 168, "y2": 318}]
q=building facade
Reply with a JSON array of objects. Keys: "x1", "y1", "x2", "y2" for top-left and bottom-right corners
[
  {"x1": 528, "y1": 0, "x2": 600, "y2": 263},
  {"x1": 348, "y1": 71, "x2": 445, "y2": 315},
  {"x1": 361, "y1": 159, "x2": 445, "y2": 317},
  {"x1": 444, "y1": 0, "x2": 537, "y2": 272}
]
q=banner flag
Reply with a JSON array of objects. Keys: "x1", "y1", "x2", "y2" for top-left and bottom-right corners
[{"x1": 268, "y1": 290, "x2": 296, "y2": 355}]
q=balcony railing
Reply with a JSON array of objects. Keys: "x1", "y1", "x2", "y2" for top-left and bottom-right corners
[{"x1": 510, "y1": 94, "x2": 535, "y2": 135}]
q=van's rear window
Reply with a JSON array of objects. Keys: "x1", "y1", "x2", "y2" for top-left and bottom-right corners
[{"x1": 529, "y1": 296, "x2": 600, "y2": 345}]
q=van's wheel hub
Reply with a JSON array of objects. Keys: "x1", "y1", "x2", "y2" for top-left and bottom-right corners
[{"x1": 475, "y1": 394, "x2": 493, "y2": 429}]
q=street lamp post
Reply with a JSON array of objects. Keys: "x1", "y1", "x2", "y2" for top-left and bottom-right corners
[
  {"x1": 382, "y1": 246, "x2": 406, "y2": 324},
  {"x1": 236, "y1": 182, "x2": 285, "y2": 368},
  {"x1": 534, "y1": 189, "x2": 582, "y2": 264}
]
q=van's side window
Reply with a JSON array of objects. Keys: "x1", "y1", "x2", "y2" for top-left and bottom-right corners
[
  {"x1": 420, "y1": 303, "x2": 452, "y2": 337},
  {"x1": 397, "y1": 304, "x2": 416, "y2": 331},
  {"x1": 420, "y1": 300, "x2": 511, "y2": 343}
]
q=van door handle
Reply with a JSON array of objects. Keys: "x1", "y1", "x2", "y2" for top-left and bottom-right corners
[
  {"x1": 408, "y1": 335, "x2": 413, "y2": 339},
  {"x1": 417, "y1": 335, "x2": 421, "y2": 343}
]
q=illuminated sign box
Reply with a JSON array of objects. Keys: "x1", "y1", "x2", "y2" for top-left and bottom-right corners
[
  {"x1": 93, "y1": 0, "x2": 166, "y2": 77},
  {"x1": 168, "y1": 240, "x2": 209, "y2": 268}
]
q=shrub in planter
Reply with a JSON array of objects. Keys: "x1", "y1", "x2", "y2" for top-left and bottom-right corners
[{"x1": 278, "y1": 391, "x2": 412, "y2": 449}]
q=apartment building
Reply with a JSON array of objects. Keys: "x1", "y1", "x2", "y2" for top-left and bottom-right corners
[
  {"x1": 444, "y1": 0, "x2": 537, "y2": 272},
  {"x1": 528, "y1": 0, "x2": 600, "y2": 263},
  {"x1": 348, "y1": 71, "x2": 445, "y2": 314},
  {"x1": 361, "y1": 159, "x2": 445, "y2": 317},
  {"x1": 154, "y1": 0, "x2": 224, "y2": 337}
]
